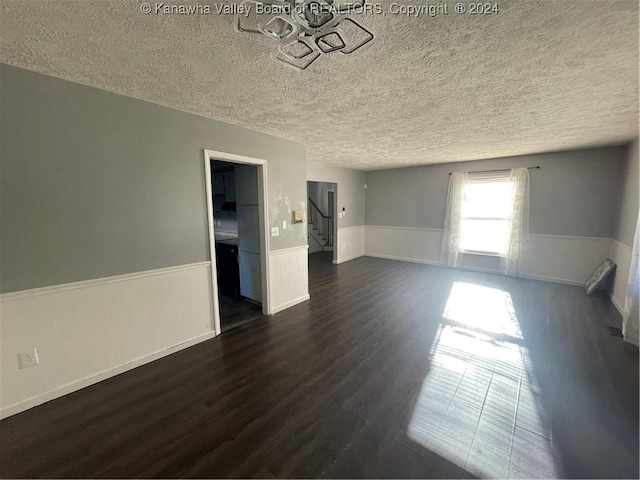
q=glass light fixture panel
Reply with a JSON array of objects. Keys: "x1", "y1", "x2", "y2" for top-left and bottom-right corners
[
  {"x1": 304, "y1": 1, "x2": 334, "y2": 28},
  {"x1": 281, "y1": 39, "x2": 314, "y2": 59},
  {"x1": 236, "y1": 0, "x2": 276, "y2": 35},
  {"x1": 260, "y1": 15, "x2": 298, "y2": 40},
  {"x1": 274, "y1": 41, "x2": 321, "y2": 70},
  {"x1": 315, "y1": 31, "x2": 346, "y2": 53},
  {"x1": 332, "y1": 17, "x2": 373, "y2": 54},
  {"x1": 291, "y1": 0, "x2": 341, "y2": 34}
]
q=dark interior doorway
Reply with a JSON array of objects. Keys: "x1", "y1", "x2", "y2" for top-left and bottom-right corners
[
  {"x1": 307, "y1": 180, "x2": 337, "y2": 262},
  {"x1": 211, "y1": 160, "x2": 265, "y2": 332}
]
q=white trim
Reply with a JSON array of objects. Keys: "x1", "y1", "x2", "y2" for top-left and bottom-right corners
[
  {"x1": 611, "y1": 238, "x2": 633, "y2": 252},
  {"x1": 364, "y1": 253, "x2": 587, "y2": 287},
  {"x1": 528, "y1": 233, "x2": 612, "y2": 244},
  {"x1": 610, "y1": 293, "x2": 625, "y2": 316},
  {"x1": 365, "y1": 226, "x2": 620, "y2": 288},
  {"x1": 364, "y1": 226, "x2": 615, "y2": 242},
  {"x1": 269, "y1": 294, "x2": 310, "y2": 315},
  {"x1": 333, "y1": 253, "x2": 365, "y2": 264},
  {"x1": 338, "y1": 224, "x2": 366, "y2": 231},
  {"x1": 271, "y1": 244, "x2": 309, "y2": 256},
  {"x1": 461, "y1": 250, "x2": 505, "y2": 258},
  {"x1": 609, "y1": 238, "x2": 633, "y2": 317},
  {"x1": 365, "y1": 253, "x2": 508, "y2": 276},
  {"x1": 365, "y1": 225, "x2": 443, "y2": 232},
  {"x1": 0, "y1": 330, "x2": 217, "y2": 420},
  {"x1": 364, "y1": 253, "x2": 440, "y2": 266},
  {"x1": 455, "y1": 264, "x2": 505, "y2": 275},
  {"x1": 306, "y1": 179, "x2": 339, "y2": 263},
  {"x1": 362, "y1": 228, "x2": 612, "y2": 242},
  {"x1": 333, "y1": 183, "x2": 339, "y2": 263},
  {"x1": 203, "y1": 155, "x2": 221, "y2": 336},
  {"x1": 203, "y1": 149, "x2": 267, "y2": 167},
  {"x1": 203, "y1": 149, "x2": 271, "y2": 331},
  {"x1": 519, "y1": 274, "x2": 584, "y2": 287},
  {"x1": 0, "y1": 262, "x2": 211, "y2": 302}
]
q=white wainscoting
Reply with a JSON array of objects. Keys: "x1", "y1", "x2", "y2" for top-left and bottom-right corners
[
  {"x1": 609, "y1": 239, "x2": 633, "y2": 315},
  {"x1": 0, "y1": 262, "x2": 215, "y2": 419},
  {"x1": 268, "y1": 245, "x2": 310, "y2": 314},
  {"x1": 364, "y1": 226, "x2": 614, "y2": 287},
  {"x1": 521, "y1": 234, "x2": 612, "y2": 286},
  {"x1": 364, "y1": 225, "x2": 442, "y2": 265},
  {"x1": 335, "y1": 225, "x2": 365, "y2": 264}
]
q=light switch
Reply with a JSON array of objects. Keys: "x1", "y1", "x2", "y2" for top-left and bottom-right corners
[
  {"x1": 282, "y1": 220, "x2": 287, "y2": 230},
  {"x1": 271, "y1": 226, "x2": 279, "y2": 237}
]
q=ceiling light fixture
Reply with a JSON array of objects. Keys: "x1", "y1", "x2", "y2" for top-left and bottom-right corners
[{"x1": 236, "y1": 0, "x2": 374, "y2": 70}]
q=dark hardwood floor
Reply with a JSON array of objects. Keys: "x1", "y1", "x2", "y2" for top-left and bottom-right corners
[
  {"x1": 218, "y1": 294, "x2": 265, "y2": 333},
  {"x1": 0, "y1": 255, "x2": 638, "y2": 478}
]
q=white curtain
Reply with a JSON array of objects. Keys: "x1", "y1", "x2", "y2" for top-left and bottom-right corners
[
  {"x1": 500, "y1": 167, "x2": 530, "y2": 276},
  {"x1": 440, "y1": 172, "x2": 467, "y2": 267},
  {"x1": 622, "y1": 211, "x2": 640, "y2": 346}
]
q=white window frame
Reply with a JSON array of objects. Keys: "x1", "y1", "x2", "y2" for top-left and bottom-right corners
[{"x1": 459, "y1": 175, "x2": 513, "y2": 257}]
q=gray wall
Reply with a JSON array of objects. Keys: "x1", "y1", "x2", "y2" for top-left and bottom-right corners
[
  {"x1": 614, "y1": 139, "x2": 639, "y2": 247},
  {"x1": 0, "y1": 65, "x2": 306, "y2": 293},
  {"x1": 365, "y1": 147, "x2": 627, "y2": 238},
  {"x1": 306, "y1": 161, "x2": 366, "y2": 228}
]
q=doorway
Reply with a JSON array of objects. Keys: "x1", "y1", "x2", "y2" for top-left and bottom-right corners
[
  {"x1": 204, "y1": 150, "x2": 270, "y2": 335},
  {"x1": 307, "y1": 181, "x2": 337, "y2": 263}
]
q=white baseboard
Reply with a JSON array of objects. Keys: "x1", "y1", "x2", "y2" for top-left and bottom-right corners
[
  {"x1": 364, "y1": 252, "x2": 440, "y2": 266},
  {"x1": 333, "y1": 253, "x2": 364, "y2": 264},
  {"x1": 0, "y1": 262, "x2": 215, "y2": 419},
  {"x1": 365, "y1": 226, "x2": 442, "y2": 266},
  {"x1": 609, "y1": 239, "x2": 633, "y2": 317},
  {"x1": 0, "y1": 331, "x2": 217, "y2": 419},
  {"x1": 610, "y1": 293, "x2": 626, "y2": 316},
  {"x1": 364, "y1": 225, "x2": 615, "y2": 286},
  {"x1": 270, "y1": 293, "x2": 310, "y2": 314},
  {"x1": 519, "y1": 273, "x2": 584, "y2": 287},
  {"x1": 365, "y1": 253, "x2": 591, "y2": 288}
]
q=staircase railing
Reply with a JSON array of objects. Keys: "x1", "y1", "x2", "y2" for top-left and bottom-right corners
[{"x1": 308, "y1": 197, "x2": 333, "y2": 247}]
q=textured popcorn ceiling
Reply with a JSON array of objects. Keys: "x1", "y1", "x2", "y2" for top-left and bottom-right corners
[{"x1": 1, "y1": 0, "x2": 638, "y2": 170}]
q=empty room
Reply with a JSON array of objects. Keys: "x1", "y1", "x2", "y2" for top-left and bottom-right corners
[{"x1": 0, "y1": 0, "x2": 638, "y2": 478}]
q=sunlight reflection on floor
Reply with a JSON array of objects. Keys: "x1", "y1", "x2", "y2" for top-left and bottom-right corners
[
  {"x1": 406, "y1": 282, "x2": 556, "y2": 478},
  {"x1": 443, "y1": 281, "x2": 522, "y2": 339}
]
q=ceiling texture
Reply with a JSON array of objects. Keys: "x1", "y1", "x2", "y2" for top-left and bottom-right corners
[{"x1": 1, "y1": 0, "x2": 638, "y2": 170}]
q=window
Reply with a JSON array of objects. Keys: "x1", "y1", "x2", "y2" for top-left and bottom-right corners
[
  {"x1": 459, "y1": 175, "x2": 513, "y2": 255},
  {"x1": 442, "y1": 168, "x2": 529, "y2": 275}
]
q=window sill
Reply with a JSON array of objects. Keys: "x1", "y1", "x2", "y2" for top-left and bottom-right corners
[{"x1": 461, "y1": 250, "x2": 506, "y2": 258}]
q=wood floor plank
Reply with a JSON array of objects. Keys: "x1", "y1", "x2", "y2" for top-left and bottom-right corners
[{"x1": 0, "y1": 252, "x2": 637, "y2": 478}]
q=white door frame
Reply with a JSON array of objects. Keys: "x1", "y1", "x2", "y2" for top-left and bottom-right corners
[
  {"x1": 203, "y1": 149, "x2": 271, "y2": 336},
  {"x1": 330, "y1": 184, "x2": 338, "y2": 263},
  {"x1": 306, "y1": 180, "x2": 339, "y2": 262}
]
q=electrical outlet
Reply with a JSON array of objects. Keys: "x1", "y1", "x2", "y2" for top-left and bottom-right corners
[
  {"x1": 282, "y1": 220, "x2": 287, "y2": 230},
  {"x1": 271, "y1": 226, "x2": 279, "y2": 237},
  {"x1": 17, "y1": 349, "x2": 39, "y2": 369}
]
